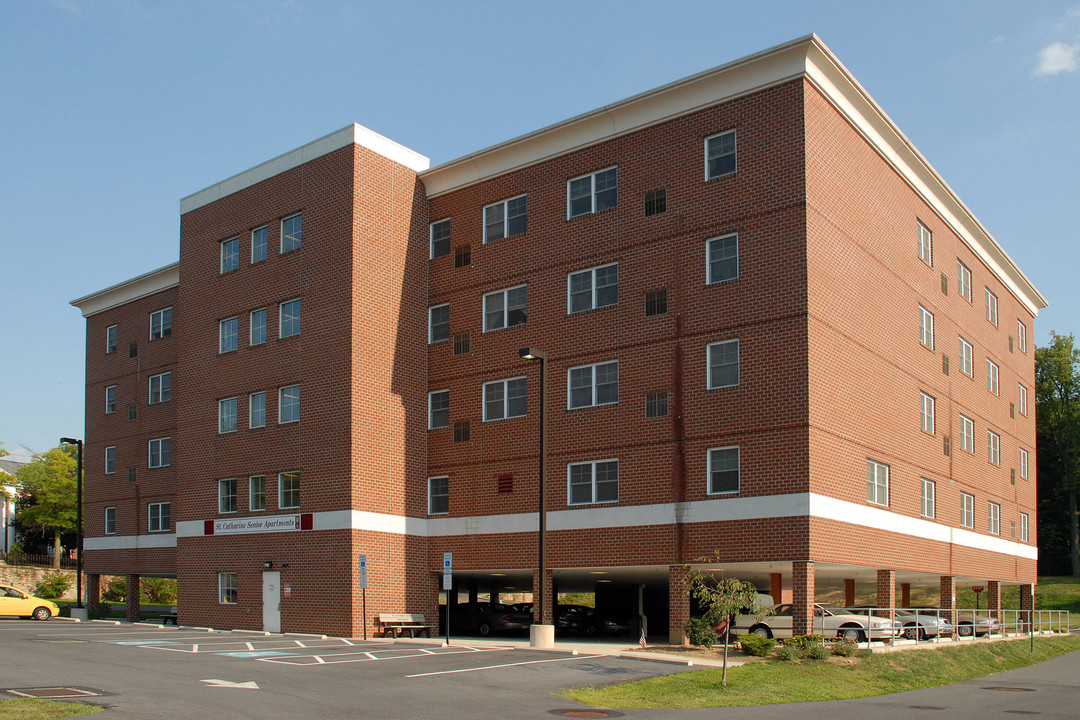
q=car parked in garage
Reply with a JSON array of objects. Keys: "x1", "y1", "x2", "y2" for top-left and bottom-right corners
[
  {"x1": 733, "y1": 603, "x2": 901, "y2": 641},
  {"x1": 845, "y1": 605, "x2": 954, "y2": 640},
  {"x1": 910, "y1": 606, "x2": 1001, "y2": 636},
  {"x1": 0, "y1": 585, "x2": 59, "y2": 620},
  {"x1": 444, "y1": 602, "x2": 533, "y2": 637}
]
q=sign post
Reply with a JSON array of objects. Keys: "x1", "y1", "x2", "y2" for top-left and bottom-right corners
[
  {"x1": 443, "y1": 552, "x2": 452, "y2": 646},
  {"x1": 359, "y1": 554, "x2": 368, "y2": 640},
  {"x1": 972, "y1": 585, "x2": 984, "y2": 615}
]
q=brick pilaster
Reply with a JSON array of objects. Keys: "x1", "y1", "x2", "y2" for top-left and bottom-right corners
[
  {"x1": 668, "y1": 565, "x2": 689, "y2": 645},
  {"x1": 792, "y1": 561, "x2": 815, "y2": 636}
]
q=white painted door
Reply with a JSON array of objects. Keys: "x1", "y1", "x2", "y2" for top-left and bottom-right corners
[{"x1": 262, "y1": 571, "x2": 281, "y2": 633}]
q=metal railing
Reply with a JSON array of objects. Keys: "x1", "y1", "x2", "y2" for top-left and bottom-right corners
[
  {"x1": 844, "y1": 605, "x2": 1072, "y2": 649},
  {"x1": 0, "y1": 552, "x2": 78, "y2": 569}
]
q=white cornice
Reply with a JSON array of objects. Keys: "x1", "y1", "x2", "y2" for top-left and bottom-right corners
[{"x1": 70, "y1": 263, "x2": 179, "y2": 318}]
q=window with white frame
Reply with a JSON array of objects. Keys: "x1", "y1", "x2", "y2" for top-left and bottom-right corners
[
  {"x1": 105, "y1": 385, "x2": 117, "y2": 414},
  {"x1": 149, "y1": 372, "x2": 171, "y2": 404},
  {"x1": 705, "y1": 130, "x2": 736, "y2": 179},
  {"x1": 428, "y1": 390, "x2": 449, "y2": 429},
  {"x1": 707, "y1": 446, "x2": 740, "y2": 495},
  {"x1": 106, "y1": 325, "x2": 118, "y2": 354},
  {"x1": 867, "y1": 459, "x2": 889, "y2": 506},
  {"x1": 483, "y1": 377, "x2": 526, "y2": 421},
  {"x1": 1020, "y1": 512, "x2": 1029, "y2": 542},
  {"x1": 430, "y1": 219, "x2": 450, "y2": 259},
  {"x1": 249, "y1": 392, "x2": 266, "y2": 429},
  {"x1": 988, "y1": 501, "x2": 1000, "y2": 535},
  {"x1": 919, "y1": 306, "x2": 934, "y2": 349},
  {"x1": 429, "y1": 304, "x2": 449, "y2": 343},
  {"x1": 279, "y1": 299, "x2": 301, "y2": 338},
  {"x1": 987, "y1": 359, "x2": 999, "y2": 395},
  {"x1": 278, "y1": 385, "x2": 300, "y2": 424},
  {"x1": 249, "y1": 476, "x2": 266, "y2": 511},
  {"x1": 567, "y1": 167, "x2": 617, "y2": 219},
  {"x1": 219, "y1": 397, "x2": 238, "y2": 434},
  {"x1": 961, "y1": 492, "x2": 975, "y2": 528},
  {"x1": 219, "y1": 317, "x2": 238, "y2": 354},
  {"x1": 985, "y1": 288, "x2": 998, "y2": 326},
  {"x1": 219, "y1": 572, "x2": 238, "y2": 604},
  {"x1": 279, "y1": 471, "x2": 300, "y2": 509},
  {"x1": 568, "y1": 264, "x2": 618, "y2": 313},
  {"x1": 219, "y1": 478, "x2": 237, "y2": 513},
  {"x1": 921, "y1": 392, "x2": 935, "y2": 434},
  {"x1": 250, "y1": 308, "x2": 267, "y2": 345},
  {"x1": 988, "y1": 429, "x2": 1000, "y2": 466},
  {"x1": 105, "y1": 446, "x2": 116, "y2": 475},
  {"x1": 960, "y1": 414, "x2": 975, "y2": 453},
  {"x1": 708, "y1": 339, "x2": 739, "y2": 389},
  {"x1": 959, "y1": 337, "x2": 973, "y2": 376},
  {"x1": 150, "y1": 307, "x2": 172, "y2": 340},
  {"x1": 1018, "y1": 383, "x2": 1028, "y2": 416},
  {"x1": 281, "y1": 213, "x2": 302, "y2": 253},
  {"x1": 957, "y1": 260, "x2": 971, "y2": 301},
  {"x1": 568, "y1": 459, "x2": 619, "y2": 505},
  {"x1": 921, "y1": 478, "x2": 935, "y2": 518},
  {"x1": 1017, "y1": 319, "x2": 1027, "y2": 352},
  {"x1": 484, "y1": 195, "x2": 527, "y2": 242},
  {"x1": 221, "y1": 237, "x2": 239, "y2": 273},
  {"x1": 252, "y1": 226, "x2": 268, "y2": 263},
  {"x1": 148, "y1": 502, "x2": 171, "y2": 532},
  {"x1": 1020, "y1": 447, "x2": 1029, "y2": 479},
  {"x1": 484, "y1": 286, "x2": 527, "y2": 331},
  {"x1": 428, "y1": 476, "x2": 449, "y2": 514},
  {"x1": 706, "y1": 233, "x2": 738, "y2": 284},
  {"x1": 104, "y1": 507, "x2": 116, "y2": 535},
  {"x1": 148, "y1": 437, "x2": 171, "y2": 468},
  {"x1": 568, "y1": 361, "x2": 619, "y2": 409},
  {"x1": 918, "y1": 221, "x2": 933, "y2": 267}
]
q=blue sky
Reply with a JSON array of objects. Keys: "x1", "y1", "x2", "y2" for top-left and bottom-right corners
[{"x1": 2, "y1": 1, "x2": 1078, "y2": 462}]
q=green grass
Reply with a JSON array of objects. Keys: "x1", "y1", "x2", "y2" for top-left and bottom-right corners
[
  {"x1": 0, "y1": 699, "x2": 102, "y2": 719},
  {"x1": 563, "y1": 635, "x2": 1080, "y2": 709}
]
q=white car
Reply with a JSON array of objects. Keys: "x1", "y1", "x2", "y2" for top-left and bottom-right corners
[{"x1": 735, "y1": 603, "x2": 901, "y2": 642}]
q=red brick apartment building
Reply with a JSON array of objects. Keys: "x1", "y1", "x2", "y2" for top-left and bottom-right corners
[{"x1": 71, "y1": 35, "x2": 1045, "y2": 641}]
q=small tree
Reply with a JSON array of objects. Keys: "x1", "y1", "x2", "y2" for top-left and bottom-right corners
[
  {"x1": 14, "y1": 446, "x2": 78, "y2": 568},
  {"x1": 685, "y1": 561, "x2": 773, "y2": 685}
]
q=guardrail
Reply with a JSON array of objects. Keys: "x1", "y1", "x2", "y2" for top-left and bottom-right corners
[
  {"x1": 844, "y1": 605, "x2": 1072, "y2": 649},
  {"x1": 0, "y1": 552, "x2": 77, "y2": 569}
]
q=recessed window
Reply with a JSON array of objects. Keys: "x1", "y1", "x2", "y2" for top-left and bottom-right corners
[
  {"x1": 918, "y1": 221, "x2": 933, "y2": 267},
  {"x1": 568, "y1": 361, "x2": 619, "y2": 409},
  {"x1": 128, "y1": 404, "x2": 138, "y2": 421},
  {"x1": 106, "y1": 325, "x2": 118, "y2": 354},
  {"x1": 220, "y1": 317, "x2": 239, "y2": 354},
  {"x1": 1017, "y1": 320, "x2": 1027, "y2": 352},
  {"x1": 921, "y1": 478, "x2": 935, "y2": 519},
  {"x1": 428, "y1": 476, "x2": 449, "y2": 515},
  {"x1": 252, "y1": 226, "x2": 268, "y2": 263},
  {"x1": 127, "y1": 467, "x2": 137, "y2": 483},
  {"x1": 279, "y1": 471, "x2": 300, "y2": 509},
  {"x1": 219, "y1": 478, "x2": 237, "y2": 513},
  {"x1": 644, "y1": 188, "x2": 667, "y2": 216},
  {"x1": 428, "y1": 390, "x2": 449, "y2": 429},
  {"x1": 429, "y1": 304, "x2": 449, "y2": 343},
  {"x1": 568, "y1": 459, "x2": 619, "y2": 505},
  {"x1": 645, "y1": 391, "x2": 669, "y2": 418},
  {"x1": 1020, "y1": 447, "x2": 1029, "y2": 479},
  {"x1": 987, "y1": 429, "x2": 1000, "y2": 466},
  {"x1": 707, "y1": 339, "x2": 739, "y2": 389},
  {"x1": 454, "y1": 244, "x2": 471, "y2": 267},
  {"x1": 1020, "y1": 512, "x2": 1029, "y2": 542},
  {"x1": 278, "y1": 385, "x2": 300, "y2": 424},
  {"x1": 958, "y1": 337, "x2": 973, "y2": 377},
  {"x1": 705, "y1": 130, "x2": 736, "y2": 180},
  {"x1": 1018, "y1": 383, "x2": 1028, "y2": 416},
  {"x1": 919, "y1": 306, "x2": 934, "y2": 349},
  {"x1": 249, "y1": 392, "x2": 266, "y2": 429},
  {"x1": 484, "y1": 195, "x2": 527, "y2": 243},
  {"x1": 219, "y1": 397, "x2": 238, "y2": 434},
  {"x1": 430, "y1": 219, "x2": 451, "y2": 259},
  {"x1": 281, "y1": 213, "x2": 302, "y2": 253},
  {"x1": 708, "y1": 446, "x2": 740, "y2": 495},
  {"x1": 985, "y1": 288, "x2": 998, "y2": 326},
  {"x1": 249, "y1": 476, "x2": 266, "y2": 511},
  {"x1": 483, "y1": 377, "x2": 527, "y2": 421},
  {"x1": 707, "y1": 233, "x2": 738, "y2": 284},
  {"x1": 250, "y1": 309, "x2": 267, "y2": 346},
  {"x1": 484, "y1": 286, "x2": 527, "y2": 331},
  {"x1": 960, "y1": 414, "x2": 975, "y2": 453},
  {"x1": 986, "y1": 359, "x2": 999, "y2": 395},
  {"x1": 568, "y1": 167, "x2": 618, "y2": 219},
  {"x1": 453, "y1": 332, "x2": 470, "y2": 355},
  {"x1": 221, "y1": 237, "x2": 240, "y2": 273},
  {"x1": 644, "y1": 289, "x2": 668, "y2": 317},
  {"x1": 279, "y1": 299, "x2": 301, "y2": 338},
  {"x1": 104, "y1": 507, "x2": 116, "y2": 535},
  {"x1": 129, "y1": 341, "x2": 138, "y2": 359},
  {"x1": 219, "y1": 572, "x2": 238, "y2": 604},
  {"x1": 453, "y1": 421, "x2": 470, "y2": 443},
  {"x1": 867, "y1": 459, "x2": 889, "y2": 506},
  {"x1": 957, "y1": 260, "x2": 971, "y2": 302},
  {"x1": 150, "y1": 307, "x2": 172, "y2": 340},
  {"x1": 149, "y1": 372, "x2": 172, "y2": 405},
  {"x1": 920, "y1": 392, "x2": 935, "y2": 434},
  {"x1": 148, "y1": 502, "x2": 171, "y2": 532},
  {"x1": 988, "y1": 501, "x2": 1000, "y2": 535},
  {"x1": 105, "y1": 385, "x2": 117, "y2": 414},
  {"x1": 568, "y1": 263, "x2": 618, "y2": 313},
  {"x1": 104, "y1": 446, "x2": 116, "y2": 475}
]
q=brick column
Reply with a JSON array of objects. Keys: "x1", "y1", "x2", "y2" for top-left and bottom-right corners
[
  {"x1": 900, "y1": 583, "x2": 911, "y2": 608},
  {"x1": 844, "y1": 578, "x2": 856, "y2": 608},
  {"x1": 876, "y1": 569, "x2": 896, "y2": 619},
  {"x1": 668, "y1": 565, "x2": 689, "y2": 645},
  {"x1": 126, "y1": 574, "x2": 140, "y2": 623},
  {"x1": 939, "y1": 575, "x2": 956, "y2": 626},
  {"x1": 86, "y1": 574, "x2": 101, "y2": 614},
  {"x1": 986, "y1": 580, "x2": 1002, "y2": 623},
  {"x1": 792, "y1": 561, "x2": 815, "y2": 636},
  {"x1": 770, "y1": 572, "x2": 784, "y2": 606},
  {"x1": 1019, "y1": 583, "x2": 1035, "y2": 632}
]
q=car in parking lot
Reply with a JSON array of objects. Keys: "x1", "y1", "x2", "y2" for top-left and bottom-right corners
[
  {"x1": 553, "y1": 605, "x2": 637, "y2": 636},
  {"x1": 910, "y1": 606, "x2": 1001, "y2": 636},
  {"x1": 733, "y1": 603, "x2": 901, "y2": 641},
  {"x1": 0, "y1": 585, "x2": 59, "y2": 620},
  {"x1": 846, "y1": 605, "x2": 954, "y2": 640},
  {"x1": 444, "y1": 602, "x2": 533, "y2": 637}
]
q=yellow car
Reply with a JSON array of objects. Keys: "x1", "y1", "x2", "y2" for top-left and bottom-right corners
[{"x1": 0, "y1": 584, "x2": 60, "y2": 620}]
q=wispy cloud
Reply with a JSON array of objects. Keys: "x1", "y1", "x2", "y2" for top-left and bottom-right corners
[
  {"x1": 1035, "y1": 41, "x2": 1079, "y2": 75},
  {"x1": 52, "y1": 0, "x2": 81, "y2": 14}
]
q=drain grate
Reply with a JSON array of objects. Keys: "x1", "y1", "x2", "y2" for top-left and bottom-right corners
[
  {"x1": 982, "y1": 686, "x2": 1036, "y2": 692},
  {"x1": 549, "y1": 711, "x2": 624, "y2": 718},
  {"x1": 5, "y1": 687, "x2": 103, "y2": 699},
  {"x1": 909, "y1": 706, "x2": 946, "y2": 710}
]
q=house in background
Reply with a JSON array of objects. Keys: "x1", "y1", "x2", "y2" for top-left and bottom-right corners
[{"x1": 0, "y1": 458, "x2": 27, "y2": 554}]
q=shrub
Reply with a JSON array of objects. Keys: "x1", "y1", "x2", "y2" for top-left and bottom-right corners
[
  {"x1": 140, "y1": 578, "x2": 177, "y2": 605},
  {"x1": 832, "y1": 638, "x2": 859, "y2": 657},
  {"x1": 102, "y1": 577, "x2": 126, "y2": 602},
  {"x1": 685, "y1": 617, "x2": 718, "y2": 648},
  {"x1": 805, "y1": 643, "x2": 830, "y2": 660},
  {"x1": 775, "y1": 645, "x2": 800, "y2": 661},
  {"x1": 35, "y1": 574, "x2": 72, "y2": 599},
  {"x1": 738, "y1": 634, "x2": 777, "y2": 657},
  {"x1": 783, "y1": 634, "x2": 825, "y2": 652}
]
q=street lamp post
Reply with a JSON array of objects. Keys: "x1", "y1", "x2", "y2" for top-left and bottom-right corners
[
  {"x1": 518, "y1": 348, "x2": 553, "y2": 648},
  {"x1": 60, "y1": 437, "x2": 83, "y2": 609}
]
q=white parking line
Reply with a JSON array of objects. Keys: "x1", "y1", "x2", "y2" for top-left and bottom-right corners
[
  {"x1": 405, "y1": 654, "x2": 604, "y2": 677},
  {"x1": 259, "y1": 645, "x2": 510, "y2": 666}
]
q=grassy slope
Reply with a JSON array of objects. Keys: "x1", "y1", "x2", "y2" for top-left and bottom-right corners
[
  {"x1": 817, "y1": 575, "x2": 1080, "y2": 612},
  {"x1": 0, "y1": 699, "x2": 102, "y2": 719}
]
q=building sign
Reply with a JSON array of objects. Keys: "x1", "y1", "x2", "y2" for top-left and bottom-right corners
[{"x1": 203, "y1": 513, "x2": 313, "y2": 535}]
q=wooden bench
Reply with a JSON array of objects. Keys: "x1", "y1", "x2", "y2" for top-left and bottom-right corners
[
  {"x1": 376, "y1": 613, "x2": 429, "y2": 638},
  {"x1": 161, "y1": 613, "x2": 178, "y2": 625}
]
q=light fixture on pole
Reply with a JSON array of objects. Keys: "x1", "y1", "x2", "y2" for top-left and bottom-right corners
[
  {"x1": 59, "y1": 437, "x2": 83, "y2": 609},
  {"x1": 518, "y1": 347, "x2": 553, "y2": 648}
]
